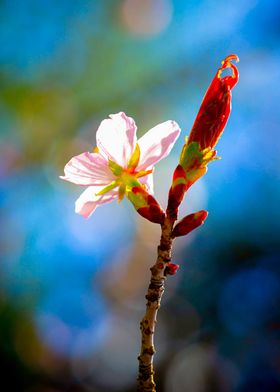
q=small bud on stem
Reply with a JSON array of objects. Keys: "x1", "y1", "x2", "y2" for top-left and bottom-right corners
[
  {"x1": 172, "y1": 210, "x2": 208, "y2": 238},
  {"x1": 164, "y1": 263, "x2": 180, "y2": 276}
]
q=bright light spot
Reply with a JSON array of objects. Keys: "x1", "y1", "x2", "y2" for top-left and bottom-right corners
[
  {"x1": 165, "y1": 343, "x2": 239, "y2": 391},
  {"x1": 120, "y1": 0, "x2": 173, "y2": 37}
]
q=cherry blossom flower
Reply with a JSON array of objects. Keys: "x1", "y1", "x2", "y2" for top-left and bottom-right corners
[{"x1": 61, "y1": 112, "x2": 181, "y2": 218}]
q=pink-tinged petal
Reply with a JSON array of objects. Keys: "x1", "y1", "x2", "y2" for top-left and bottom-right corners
[
  {"x1": 139, "y1": 173, "x2": 154, "y2": 194},
  {"x1": 75, "y1": 186, "x2": 118, "y2": 218},
  {"x1": 60, "y1": 152, "x2": 115, "y2": 186},
  {"x1": 96, "y1": 112, "x2": 137, "y2": 167},
  {"x1": 137, "y1": 120, "x2": 181, "y2": 170}
]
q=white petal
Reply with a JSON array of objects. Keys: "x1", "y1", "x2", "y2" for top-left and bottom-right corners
[
  {"x1": 137, "y1": 120, "x2": 181, "y2": 170},
  {"x1": 75, "y1": 186, "x2": 118, "y2": 218},
  {"x1": 60, "y1": 152, "x2": 115, "y2": 186},
  {"x1": 96, "y1": 112, "x2": 137, "y2": 167},
  {"x1": 139, "y1": 173, "x2": 154, "y2": 194}
]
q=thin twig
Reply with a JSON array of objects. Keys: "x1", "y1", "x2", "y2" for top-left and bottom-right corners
[{"x1": 137, "y1": 214, "x2": 175, "y2": 391}]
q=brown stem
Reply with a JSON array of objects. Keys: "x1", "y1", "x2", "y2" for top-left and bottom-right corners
[{"x1": 137, "y1": 214, "x2": 176, "y2": 391}]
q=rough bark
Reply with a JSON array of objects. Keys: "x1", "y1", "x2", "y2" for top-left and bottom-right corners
[{"x1": 137, "y1": 215, "x2": 175, "y2": 391}]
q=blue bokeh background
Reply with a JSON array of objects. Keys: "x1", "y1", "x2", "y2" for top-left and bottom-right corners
[{"x1": 0, "y1": 1, "x2": 280, "y2": 391}]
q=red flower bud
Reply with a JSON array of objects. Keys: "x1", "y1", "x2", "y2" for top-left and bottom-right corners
[
  {"x1": 187, "y1": 54, "x2": 239, "y2": 149},
  {"x1": 129, "y1": 186, "x2": 165, "y2": 224},
  {"x1": 167, "y1": 165, "x2": 187, "y2": 218},
  {"x1": 137, "y1": 205, "x2": 165, "y2": 224},
  {"x1": 172, "y1": 164, "x2": 186, "y2": 183},
  {"x1": 165, "y1": 263, "x2": 180, "y2": 276},
  {"x1": 172, "y1": 210, "x2": 208, "y2": 238}
]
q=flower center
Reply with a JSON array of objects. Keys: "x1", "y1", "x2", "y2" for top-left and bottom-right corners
[{"x1": 95, "y1": 144, "x2": 153, "y2": 200}]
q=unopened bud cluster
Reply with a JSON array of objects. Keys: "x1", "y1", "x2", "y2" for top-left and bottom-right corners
[
  {"x1": 167, "y1": 54, "x2": 239, "y2": 220},
  {"x1": 128, "y1": 55, "x2": 239, "y2": 275}
]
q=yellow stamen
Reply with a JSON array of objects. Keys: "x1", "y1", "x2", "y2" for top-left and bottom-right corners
[
  {"x1": 118, "y1": 184, "x2": 126, "y2": 203},
  {"x1": 135, "y1": 169, "x2": 153, "y2": 178},
  {"x1": 95, "y1": 180, "x2": 119, "y2": 196},
  {"x1": 127, "y1": 143, "x2": 141, "y2": 170}
]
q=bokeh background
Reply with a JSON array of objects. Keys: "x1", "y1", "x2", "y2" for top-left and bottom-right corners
[{"x1": 1, "y1": 0, "x2": 280, "y2": 391}]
